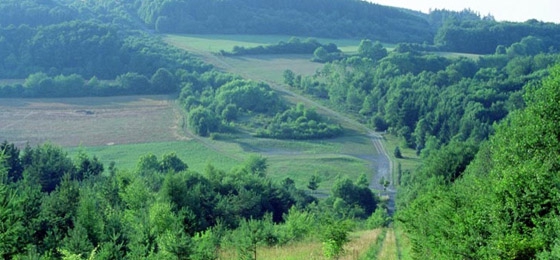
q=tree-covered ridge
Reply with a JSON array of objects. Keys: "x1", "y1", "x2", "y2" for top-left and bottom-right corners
[
  {"x1": 0, "y1": 0, "x2": 76, "y2": 27},
  {"x1": 0, "y1": 1, "x2": 347, "y2": 141},
  {"x1": 0, "y1": 19, "x2": 208, "y2": 77},
  {"x1": 287, "y1": 38, "x2": 559, "y2": 152},
  {"x1": 0, "y1": 0, "x2": 212, "y2": 97},
  {"x1": 434, "y1": 19, "x2": 560, "y2": 54},
  {"x1": 0, "y1": 141, "x2": 380, "y2": 258},
  {"x1": 399, "y1": 64, "x2": 560, "y2": 259},
  {"x1": 134, "y1": 0, "x2": 433, "y2": 43}
]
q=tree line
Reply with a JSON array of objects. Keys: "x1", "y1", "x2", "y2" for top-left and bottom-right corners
[
  {"x1": 0, "y1": 141, "x2": 383, "y2": 259},
  {"x1": 434, "y1": 19, "x2": 560, "y2": 54},
  {"x1": 124, "y1": 0, "x2": 560, "y2": 54},
  {"x1": 0, "y1": 1, "x2": 344, "y2": 142},
  {"x1": 0, "y1": 1, "x2": 209, "y2": 97},
  {"x1": 286, "y1": 38, "x2": 560, "y2": 153},
  {"x1": 219, "y1": 37, "x2": 340, "y2": 58},
  {"x1": 133, "y1": 0, "x2": 432, "y2": 44},
  {"x1": 0, "y1": 69, "x2": 181, "y2": 98},
  {"x1": 397, "y1": 64, "x2": 560, "y2": 259}
]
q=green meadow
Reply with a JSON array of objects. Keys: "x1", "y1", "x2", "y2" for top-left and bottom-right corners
[
  {"x1": 163, "y1": 34, "x2": 364, "y2": 54},
  {"x1": 68, "y1": 131, "x2": 375, "y2": 194}
]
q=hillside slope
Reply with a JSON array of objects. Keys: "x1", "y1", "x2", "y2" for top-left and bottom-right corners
[{"x1": 134, "y1": 0, "x2": 432, "y2": 43}]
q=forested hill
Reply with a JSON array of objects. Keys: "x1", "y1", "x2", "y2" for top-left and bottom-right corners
[
  {"x1": 127, "y1": 0, "x2": 560, "y2": 53},
  {"x1": 3, "y1": 0, "x2": 560, "y2": 53},
  {"x1": 134, "y1": 0, "x2": 434, "y2": 43}
]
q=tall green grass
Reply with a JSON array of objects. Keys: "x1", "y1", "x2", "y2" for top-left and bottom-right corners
[{"x1": 67, "y1": 140, "x2": 241, "y2": 173}]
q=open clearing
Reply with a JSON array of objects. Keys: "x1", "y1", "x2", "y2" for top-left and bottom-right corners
[
  {"x1": 164, "y1": 34, "x2": 400, "y2": 193},
  {"x1": 0, "y1": 94, "x2": 372, "y2": 185},
  {"x1": 0, "y1": 95, "x2": 183, "y2": 148}
]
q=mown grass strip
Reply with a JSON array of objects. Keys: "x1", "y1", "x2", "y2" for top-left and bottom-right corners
[
  {"x1": 377, "y1": 228, "x2": 398, "y2": 260},
  {"x1": 67, "y1": 140, "x2": 242, "y2": 173},
  {"x1": 359, "y1": 228, "x2": 388, "y2": 260},
  {"x1": 394, "y1": 224, "x2": 413, "y2": 260}
]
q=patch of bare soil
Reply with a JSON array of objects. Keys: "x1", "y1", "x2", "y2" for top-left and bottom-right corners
[{"x1": 0, "y1": 95, "x2": 186, "y2": 148}]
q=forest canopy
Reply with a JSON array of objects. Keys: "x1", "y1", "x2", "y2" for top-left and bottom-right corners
[{"x1": 398, "y1": 64, "x2": 560, "y2": 259}]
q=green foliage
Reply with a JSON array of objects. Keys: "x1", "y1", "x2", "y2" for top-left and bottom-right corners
[
  {"x1": 330, "y1": 177, "x2": 377, "y2": 218},
  {"x1": 291, "y1": 44, "x2": 558, "y2": 150},
  {"x1": 151, "y1": 68, "x2": 178, "y2": 93},
  {"x1": 400, "y1": 65, "x2": 560, "y2": 259},
  {"x1": 256, "y1": 104, "x2": 343, "y2": 139},
  {"x1": 222, "y1": 37, "x2": 341, "y2": 57},
  {"x1": 279, "y1": 206, "x2": 316, "y2": 243},
  {"x1": 434, "y1": 19, "x2": 560, "y2": 54},
  {"x1": 160, "y1": 152, "x2": 189, "y2": 173},
  {"x1": 191, "y1": 229, "x2": 219, "y2": 260},
  {"x1": 216, "y1": 80, "x2": 282, "y2": 114},
  {"x1": 0, "y1": 156, "x2": 26, "y2": 258},
  {"x1": 358, "y1": 39, "x2": 388, "y2": 62},
  {"x1": 307, "y1": 173, "x2": 321, "y2": 191},
  {"x1": 0, "y1": 141, "x2": 23, "y2": 182},
  {"x1": 366, "y1": 208, "x2": 390, "y2": 229},
  {"x1": 227, "y1": 216, "x2": 278, "y2": 260},
  {"x1": 243, "y1": 155, "x2": 268, "y2": 177},
  {"x1": 321, "y1": 219, "x2": 353, "y2": 259},
  {"x1": 313, "y1": 46, "x2": 329, "y2": 62},
  {"x1": 22, "y1": 143, "x2": 76, "y2": 193},
  {"x1": 137, "y1": 154, "x2": 161, "y2": 174},
  {"x1": 393, "y1": 146, "x2": 403, "y2": 158},
  {"x1": 188, "y1": 107, "x2": 221, "y2": 137},
  {"x1": 74, "y1": 151, "x2": 104, "y2": 181},
  {"x1": 180, "y1": 73, "x2": 341, "y2": 140},
  {"x1": 283, "y1": 69, "x2": 296, "y2": 87},
  {"x1": 137, "y1": 0, "x2": 432, "y2": 43},
  {"x1": 0, "y1": 12, "x2": 208, "y2": 98}
]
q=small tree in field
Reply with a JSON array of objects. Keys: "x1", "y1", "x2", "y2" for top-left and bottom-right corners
[
  {"x1": 322, "y1": 219, "x2": 352, "y2": 259},
  {"x1": 394, "y1": 146, "x2": 403, "y2": 158},
  {"x1": 307, "y1": 173, "x2": 321, "y2": 192}
]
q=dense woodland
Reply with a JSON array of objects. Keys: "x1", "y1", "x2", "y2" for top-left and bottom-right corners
[
  {"x1": 134, "y1": 0, "x2": 432, "y2": 43},
  {"x1": 287, "y1": 38, "x2": 560, "y2": 152},
  {"x1": 0, "y1": 141, "x2": 382, "y2": 258},
  {"x1": 1, "y1": 0, "x2": 560, "y2": 259},
  {"x1": 398, "y1": 65, "x2": 560, "y2": 259}
]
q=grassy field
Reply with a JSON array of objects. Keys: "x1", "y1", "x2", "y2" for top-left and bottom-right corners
[
  {"x1": 163, "y1": 34, "x2": 369, "y2": 83},
  {"x1": 0, "y1": 94, "x2": 373, "y2": 186},
  {"x1": 68, "y1": 134, "x2": 373, "y2": 191},
  {"x1": 163, "y1": 34, "x2": 364, "y2": 54},
  {"x1": 220, "y1": 229, "x2": 383, "y2": 260},
  {"x1": 219, "y1": 54, "x2": 324, "y2": 83},
  {"x1": 190, "y1": 133, "x2": 374, "y2": 192},
  {"x1": 67, "y1": 140, "x2": 242, "y2": 174}
]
